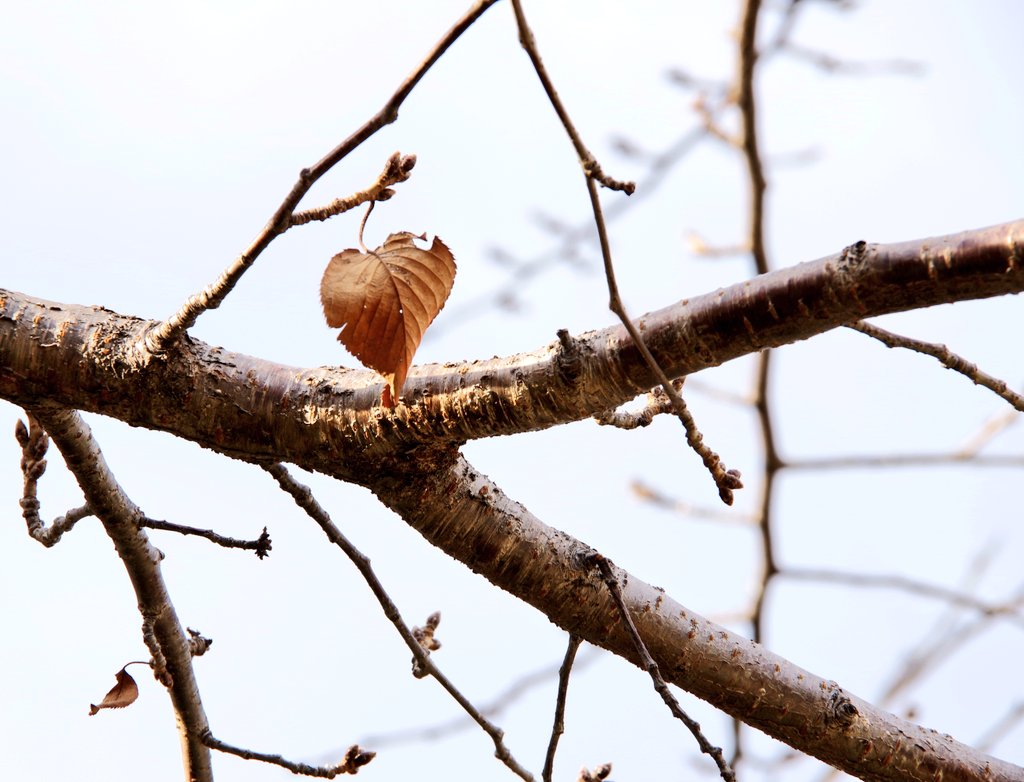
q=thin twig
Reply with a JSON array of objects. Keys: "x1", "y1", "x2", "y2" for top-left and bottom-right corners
[
  {"x1": 849, "y1": 320, "x2": 1024, "y2": 413},
  {"x1": 135, "y1": 0, "x2": 500, "y2": 359},
  {"x1": 975, "y1": 701, "x2": 1024, "y2": 753},
  {"x1": 263, "y1": 463, "x2": 535, "y2": 782},
  {"x1": 594, "y1": 382, "x2": 681, "y2": 430},
  {"x1": 591, "y1": 554, "x2": 735, "y2": 782},
  {"x1": 435, "y1": 125, "x2": 708, "y2": 334},
  {"x1": 631, "y1": 480, "x2": 759, "y2": 525},
  {"x1": 780, "y1": 567, "x2": 1024, "y2": 626},
  {"x1": 509, "y1": 0, "x2": 742, "y2": 504},
  {"x1": 541, "y1": 635, "x2": 582, "y2": 782},
  {"x1": 735, "y1": 5, "x2": 778, "y2": 765},
  {"x1": 140, "y1": 517, "x2": 272, "y2": 558},
  {"x1": 15, "y1": 416, "x2": 92, "y2": 546},
  {"x1": 355, "y1": 647, "x2": 599, "y2": 748},
  {"x1": 291, "y1": 152, "x2": 416, "y2": 227},
  {"x1": 201, "y1": 733, "x2": 374, "y2": 779},
  {"x1": 785, "y1": 453, "x2": 1024, "y2": 470},
  {"x1": 957, "y1": 407, "x2": 1021, "y2": 457}
]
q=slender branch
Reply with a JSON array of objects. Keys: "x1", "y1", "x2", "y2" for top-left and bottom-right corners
[
  {"x1": 849, "y1": 320, "x2": 1024, "y2": 412},
  {"x1": 140, "y1": 517, "x2": 271, "y2": 558},
  {"x1": 508, "y1": 1, "x2": 634, "y2": 195},
  {"x1": 958, "y1": 407, "x2": 1020, "y2": 457},
  {"x1": 541, "y1": 635, "x2": 582, "y2": 782},
  {"x1": 630, "y1": 480, "x2": 759, "y2": 525},
  {"x1": 510, "y1": 0, "x2": 741, "y2": 504},
  {"x1": 134, "y1": 0, "x2": 500, "y2": 360},
  {"x1": 785, "y1": 453, "x2": 1024, "y2": 470},
  {"x1": 27, "y1": 406, "x2": 213, "y2": 782},
  {"x1": 592, "y1": 554, "x2": 735, "y2": 782},
  {"x1": 263, "y1": 463, "x2": 535, "y2": 782},
  {"x1": 780, "y1": 567, "x2": 1024, "y2": 625},
  {"x1": 358, "y1": 647, "x2": 599, "y2": 748},
  {"x1": 201, "y1": 733, "x2": 373, "y2": 779},
  {"x1": 290, "y1": 151, "x2": 417, "y2": 227}
]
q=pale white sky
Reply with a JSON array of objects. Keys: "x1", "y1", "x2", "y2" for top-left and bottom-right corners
[{"x1": 1, "y1": 2, "x2": 1022, "y2": 781}]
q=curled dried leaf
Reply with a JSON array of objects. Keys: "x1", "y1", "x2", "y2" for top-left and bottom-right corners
[
  {"x1": 89, "y1": 667, "x2": 139, "y2": 715},
  {"x1": 320, "y1": 232, "x2": 456, "y2": 408}
]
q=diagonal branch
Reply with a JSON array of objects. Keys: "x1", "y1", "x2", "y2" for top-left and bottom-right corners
[
  {"x1": 263, "y1": 463, "x2": 535, "y2": 782},
  {"x1": 134, "y1": 0, "x2": 500, "y2": 360},
  {"x1": 510, "y1": 0, "x2": 741, "y2": 504},
  {"x1": 371, "y1": 455, "x2": 1023, "y2": 782},
  {"x1": 849, "y1": 320, "x2": 1024, "y2": 412}
]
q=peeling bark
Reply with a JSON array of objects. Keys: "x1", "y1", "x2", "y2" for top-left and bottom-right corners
[{"x1": 2, "y1": 221, "x2": 1023, "y2": 782}]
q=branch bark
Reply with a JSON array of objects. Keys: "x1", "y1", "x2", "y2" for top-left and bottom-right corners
[
  {"x1": 2, "y1": 220, "x2": 1023, "y2": 781},
  {"x1": 27, "y1": 406, "x2": 213, "y2": 782},
  {"x1": 1, "y1": 221, "x2": 1021, "y2": 471}
]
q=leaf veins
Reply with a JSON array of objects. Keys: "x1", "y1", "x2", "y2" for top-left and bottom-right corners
[{"x1": 320, "y1": 232, "x2": 456, "y2": 408}]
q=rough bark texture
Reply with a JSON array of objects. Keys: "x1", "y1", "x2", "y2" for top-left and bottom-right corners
[
  {"x1": 2, "y1": 221, "x2": 1023, "y2": 782},
  {"x1": 29, "y1": 407, "x2": 212, "y2": 781}
]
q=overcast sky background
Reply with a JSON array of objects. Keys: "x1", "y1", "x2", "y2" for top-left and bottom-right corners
[{"x1": 1, "y1": 2, "x2": 1022, "y2": 781}]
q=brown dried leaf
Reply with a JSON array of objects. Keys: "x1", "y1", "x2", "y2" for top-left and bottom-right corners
[
  {"x1": 320, "y1": 232, "x2": 456, "y2": 408},
  {"x1": 89, "y1": 667, "x2": 139, "y2": 715}
]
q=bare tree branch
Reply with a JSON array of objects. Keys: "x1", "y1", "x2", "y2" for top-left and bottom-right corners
[
  {"x1": 263, "y1": 463, "x2": 535, "y2": 782},
  {"x1": 140, "y1": 517, "x2": 272, "y2": 558},
  {"x1": 849, "y1": 320, "x2": 1024, "y2": 412},
  {"x1": 133, "y1": 0, "x2": 501, "y2": 360},
  {"x1": 541, "y1": 635, "x2": 582, "y2": 782},
  {"x1": 592, "y1": 554, "x2": 735, "y2": 782},
  {"x1": 201, "y1": 734, "x2": 374, "y2": 779},
  {"x1": 27, "y1": 406, "x2": 213, "y2": 782},
  {"x1": 509, "y1": 0, "x2": 742, "y2": 504}
]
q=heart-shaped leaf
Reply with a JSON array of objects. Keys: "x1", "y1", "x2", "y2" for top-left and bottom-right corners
[{"x1": 321, "y1": 232, "x2": 456, "y2": 407}]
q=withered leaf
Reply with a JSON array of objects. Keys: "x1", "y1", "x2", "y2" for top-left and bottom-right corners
[
  {"x1": 89, "y1": 667, "x2": 139, "y2": 716},
  {"x1": 321, "y1": 232, "x2": 456, "y2": 408}
]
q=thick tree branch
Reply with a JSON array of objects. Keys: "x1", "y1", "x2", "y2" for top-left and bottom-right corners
[
  {"x1": 27, "y1": 406, "x2": 213, "y2": 782},
  {"x1": 3, "y1": 221, "x2": 1023, "y2": 780},
  {"x1": 371, "y1": 456, "x2": 1022, "y2": 782},
  {"x1": 1, "y1": 221, "x2": 1021, "y2": 475}
]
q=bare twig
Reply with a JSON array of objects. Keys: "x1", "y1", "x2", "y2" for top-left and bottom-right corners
[
  {"x1": 140, "y1": 517, "x2": 272, "y2": 558},
  {"x1": 785, "y1": 453, "x2": 1024, "y2": 470},
  {"x1": 594, "y1": 382, "x2": 681, "y2": 430},
  {"x1": 957, "y1": 407, "x2": 1021, "y2": 457},
  {"x1": 510, "y1": 0, "x2": 742, "y2": 504},
  {"x1": 291, "y1": 152, "x2": 416, "y2": 227},
  {"x1": 541, "y1": 635, "x2": 582, "y2": 782},
  {"x1": 591, "y1": 554, "x2": 735, "y2": 782},
  {"x1": 135, "y1": 0, "x2": 500, "y2": 359},
  {"x1": 849, "y1": 320, "x2": 1024, "y2": 413},
  {"x1": 355, "y1": 647, "x2": 599, "y2": 748},
  {"x1": 15, "y1": 416, "x2": 92, "y2": 546},
  {"x1": 976, "y1": 701, "x2": 1024, "y2": 753},
  {"x1": 436, "y1": 125, "x2": 707, "y2": 334},
  {"x1": 201, "y1": 733, "x2": 374, "y2": 779},
  {"x1": 631, "y1": 480, "x2": 759, "y2": 525},
  {"x1": 263, "y1": 462, "x2": 535, "y2": 782},
  {"x1": 780, "y1": 567, "x2": 1024, "y2": 626}
]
